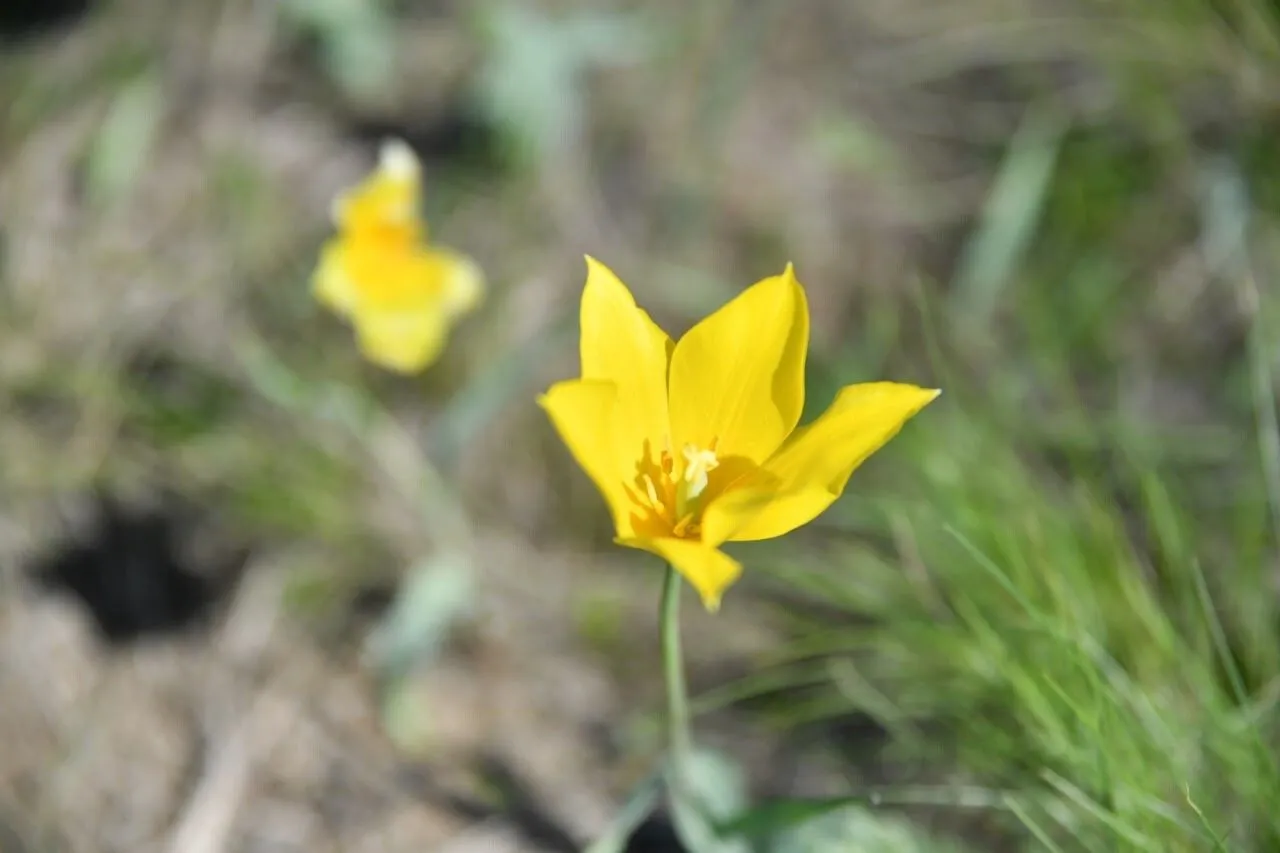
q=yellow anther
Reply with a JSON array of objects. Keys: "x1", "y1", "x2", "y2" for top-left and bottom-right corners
[{"x1": 633, "y1": 438, "x2": 719, "y2": 540}]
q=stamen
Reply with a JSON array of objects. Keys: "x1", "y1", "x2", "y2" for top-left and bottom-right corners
[
  {"x1": 681, "y1": 444, "x2": 719, "y2": 501},
  {"x1": 632, "y1": 436, "x2": 719, "y2": 540},
  {"x1": 642, "y1": 474, "x2": 664, "y2": 513}
]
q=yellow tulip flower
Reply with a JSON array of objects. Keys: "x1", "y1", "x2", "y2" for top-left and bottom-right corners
[
  {"x1": 540, "y1": 258, "x2": 939, "y2": 611},
  {"x1": 312, "y1": 140, "x2": 482, "y2": 374}
]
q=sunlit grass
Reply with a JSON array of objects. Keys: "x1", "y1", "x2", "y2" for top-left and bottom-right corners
[{"x1": 747, "y1": 105, "x2": 1280, "y2": 853}]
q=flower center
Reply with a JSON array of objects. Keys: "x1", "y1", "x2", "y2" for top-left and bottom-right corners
[
  {"x1": 633, "y1": 438, "x2": 720, "y2": 539},
  {"x1": 679, "y1": 444, "x2": 718, "y2": 512}
]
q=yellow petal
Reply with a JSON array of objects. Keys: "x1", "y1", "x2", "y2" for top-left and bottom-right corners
[
  {"x1": 539, "y1": 379, "x2": 634, "y2": 537},
  {"x1": 579, "y1": 256, "x2": 673, "y2": 476},
  {"x1": 434, "y1": 247, "x2": 485, "y2": 317},
  {"x1": 345, "y1": 244, "x2": 475, "y2": 313},
  {"x1": 707, "y1": 382, "x2": 940, "y2": 542},
  {"x1": 620, "y1": 537, "x2": 742, "y2": 612},
  {"x1": 351, "y1": 306, "x2": 450, "y2": 374},
  {"x1": 333, "y1": 139, "x2": 423, "y2": 241},
  {"x1": 699, "y1": 484, "x2": 780, "y2": 546},
  {"x1": 668, "y1": 264, "x2": 808, "y2": 464},
  {"x1": 312, "y1": 239, "x2": 357, "y2": 318}
]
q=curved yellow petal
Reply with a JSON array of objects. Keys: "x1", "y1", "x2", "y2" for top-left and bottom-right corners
[
  {"x1": 708, "y1": 382, "x2": 940, "y2": 542},
  {"x1": 579, "y1": 257, "x2": 673, "y2": 477},
  {"x1": 539, "y1": 379, "x2": 634, "y2": 537},
  {"x1": 433, "y1": 247, "x2": 484, "y2": 317},
  {"x1": 312, "y1": 239, "x2": 357, "y2": 318},
  {"x1": 351, "y1": 307, "x2": 451, "y2": 374},
  {"x1": 699, "y1": 484, "x2": 780, "y2": 546},
  {"x1": 333, "y1": 139, "x2": 423, "y2": 243},
  {"x1": 668, "y1": 264, "x2": 808, "y2": 464},
  {"x1": 620, "y1": 537, "x2": 742, "y2": 612}
]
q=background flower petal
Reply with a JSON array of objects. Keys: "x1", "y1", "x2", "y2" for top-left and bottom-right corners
[
  {"x1": 668, "y1": 265, "x2": 808, "y2": 463},
  {"x1": 312, "y1": 239, "x2": 358, "y2": 318},
  {"x1": 352, "y1": 307, "x2": 450, "y2": 374},
  {"x1": 349, "y1": 246, "x2": 459, "y2": 312},
  {"x1": 619, "y1": 536, "x2": 742, "y2": 612},
  {"x1": 432, "y1": 248, "x2": 485, "y2": 317},
  {"x1": 333, "y1": 139, "x2": 423, "y2": 242}
]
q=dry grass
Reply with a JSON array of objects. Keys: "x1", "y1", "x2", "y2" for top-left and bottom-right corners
[{"x1": 0, "y1": 8, "x2": 819, "y2": 848}]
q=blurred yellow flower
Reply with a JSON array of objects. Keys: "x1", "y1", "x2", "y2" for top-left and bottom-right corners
[
  {"x1": 540, "y1": 258, "x2": 939, "y2": 611},
  {"x1": 313, "y1": 140, "x2": 482, "y2": 373}
]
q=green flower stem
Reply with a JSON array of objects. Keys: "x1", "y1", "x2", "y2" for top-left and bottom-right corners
[{"x1": 660, "y1": 563, "x2": 692, "y2": 779}]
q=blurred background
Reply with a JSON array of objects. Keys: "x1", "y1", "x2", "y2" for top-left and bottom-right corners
[{"x1": 2, "y1": 0, "x2": 1280, "y2": 851}]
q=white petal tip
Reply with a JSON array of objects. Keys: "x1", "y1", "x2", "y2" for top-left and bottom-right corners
[{"x1": 379, "y1": 139, "x2": 420, "y2": 180}]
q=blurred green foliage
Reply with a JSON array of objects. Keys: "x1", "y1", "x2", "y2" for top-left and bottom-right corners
[
  {"x1": 6, "y1": 0, "x2": 1280, "y2": 850},
  {"x1": 471, "y1": 3, "x2": 651, "y2": 165},
  {"x1": 82, "y1": 70, "x2": 164, "y2": 208},
  {"x1": 277, "y1": 0, "x2": 396, "y2": 102}
]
